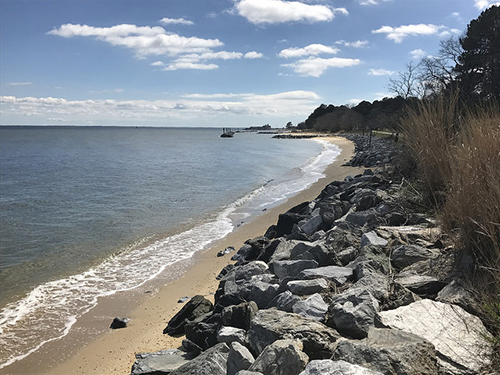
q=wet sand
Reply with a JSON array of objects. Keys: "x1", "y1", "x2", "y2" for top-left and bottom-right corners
[{"x1": 4, "y1": 136, "x2": 363, "y2": 375}]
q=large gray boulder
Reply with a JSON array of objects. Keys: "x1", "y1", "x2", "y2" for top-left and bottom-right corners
[
  {"x1": 170, "y1": 343, "x2": 230, "y2": 375},
  {"x1": 249, "y1": 281, "x2": 280, "y2": 308},
  {"x1": 391, "y1": 245, "x2": 440, "y2": 270},
  {"x1": 299, "y1": 360, "x2": 384, "y2": 375},
  {"x1": 326, "y1": 289, "x2": 381, "y2": 339},
  {"x1": 227, "y1": 342, "x2": 255, "y2": 375},
  {"x1": 131, "y1": 349, "x2": 195, "y2": 375},
  {"x1": 217, "y1": 326, "x2": 247, "y2": 346},
  {"x1": 266, "y1": 290, "x2": 301, "y2": 312},
  {"x1": 248, "y1": 339, "x2": 309, "y2": 375},
  {"x1": 332, "y1": 328, "x2": 438, "y2": 375},
  {"x1": 395, "y1": 274, "x2": 446, "y2": 296},
  {"x1": 299, "y1": 265, "x2": 354, "y2": 286},
  {"x1": 380, "y1": 299, "x2": 492, "y2": 374},
  {"x1": 270, "y1": 240, "x2": 307, "y2": 263},
  {"x1": 360, "y1": 231, "x2": 388, "y2": 248},
  {"x1": 247, "y1": 308, "x2": 340, "y2": 360},
  {"x1": 234, "y1": 261, "x2": 269, "y2": 281},
  {"x1": 292, "y1": 293, "x2": 328, "y2": 322},
  {"x1": 163, "y1": 295, "x2": 214, "y2": 336},
  {"x1": 272, "y1": 259, "x2": 318, "y2": 280},
  {"x1": 287, "y1": 278, "x2": 328, "y2": 296},
  {"x1": 221, "y1": 301, "x2": 258, "y2": 330}
]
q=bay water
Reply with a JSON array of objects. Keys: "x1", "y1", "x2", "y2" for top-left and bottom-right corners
[{"x1": 0, "y1": 126, "x2": 340, "y2": 368}]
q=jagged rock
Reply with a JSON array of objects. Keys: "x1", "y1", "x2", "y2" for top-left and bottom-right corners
[
  {"x1": 131, "y1": 349, "x2": 196, "y2": 375},
  {"x1": 376, "y1": 226, "x2": 442, "y2": 247},
  {"x1": 270, "y1": 240, "x2": 306, "y2": 263},
  {"x1": 332, "y1": 328, "x2": 438, "y2": 375},
  {"x1": 249, "y1": 281, "x2": 280, "y2": 308},
  {"x1": 337, "y1": 246, "x2": 358, "y2": 265},
  {"x1": 345, "y1": 209, "x2": 378, "y2": 227},
  {"x1": 170, "y1": 343, "x2": 230, "y2": 375},
  {"x1": 163, "y1": 295, "x2": 214, "y2": 336},
  {"x1": 227, "y1": 342, "x2": 255, "y2": 375},
  {"x1": 217, "y1": 326, "x2": 247, "y2": 346},
  {"x1": 290, "y1": 241, "x2": 337, "y2": 267},
  {"x1": 325, "y1": 223, "x2": 361, "y2": 251},
  {"x1": 235, "y1": 372, "x2": 263, "y2": 375},
  {"x1": 181, "y1": 339, "x2": 202, "y2": 356},
  {"x1": 247, "y1": 308, "x2": 340, "y2": 360},
  {"x1": 184, "y1": 312, "x2": 220, "y2": 350},
  {"x1": 299, "y1": 265, "x2": 354, "y2": 286},
  {"x1": 266, "y1": 290, "x2": 301, "y2": 312},
  {"x1": 436, "y1": 280, "x2": 479, "y2": 315},
  {"x1": 287, "y1": 278, "x2": 329, "y2": 296},
  {"x1": 380, "y1": 299, "x2": 492, "y2": 374},
  {"x1": 381, "y1": 282, "x2": 421, "y2": 310},
  {"x1": 248, "y1": 339, "x2": 309, "y2": 375},
  {"x1": 272, "y1": 259, "x2": 319, "y2": 280},
  {"x1": 360, "y1": 231, "x2": 388, "y2": 248},
  {"x1": 326, "y1": 289, "x2": 381, "y2": 339},
  {"x1": 272, "y1": 206, "x2": 309, "y2": 238},
  {"x1": 234, "y1": 261, "x2": 269, "y2": 281},
  {"x1": 395, "y1": 274, "x2": 446, "y2": 296},
  {"x1": 232, "y1": 237, "x2": 270, "y2": 263},
  {"x1": 298, "y1": 214, "x2": 324, "y2": 236},
  {"x1": 391, "y1": 245, "x2": 440, "y2": 270},
  {"x1": 292, "y1": 293, "x2": 328, "y2": 321},
  {"x1": 221, "y1": 301, "x2": 259, "y2": 330},
  {"x1": 299, "y1": 359, "x2": 384, "y2": 375},
  {"x1": 110, "y1": 317, "x2": 129, "y2": 329},
  {"x1": 352, "y1": 260, "x2": 390, "y2": 301}
]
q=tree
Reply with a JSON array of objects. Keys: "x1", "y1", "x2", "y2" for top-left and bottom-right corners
[
  {"x1": 456, "y1": 5, "x2": 500, "y2": 102},
  {"x1": 388, "y1": 61, "x2": 425, "y2": 99},
  {"x1": 286, "y1": 121, "x2": 293, "y2": 129}
]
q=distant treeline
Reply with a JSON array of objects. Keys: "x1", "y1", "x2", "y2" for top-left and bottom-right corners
[{"x1": 298, "y1": 96, "x2": 417, "y2": 132}]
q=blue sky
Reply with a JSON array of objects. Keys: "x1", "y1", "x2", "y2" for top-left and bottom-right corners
[{"x1": 0, "y1": 0, "x2": 497, "y2": 127}]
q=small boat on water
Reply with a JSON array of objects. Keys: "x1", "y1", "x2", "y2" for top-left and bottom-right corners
[{"x1": 220, "y1": 127, "x2": 234, "y2": 138}]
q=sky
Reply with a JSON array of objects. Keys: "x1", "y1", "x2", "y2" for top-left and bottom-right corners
[{"x1": 0, "y1": 0, "x2": 498, "y2": 127}]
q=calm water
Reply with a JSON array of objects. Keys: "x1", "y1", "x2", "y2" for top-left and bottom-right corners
[{"x1": 0, "y1": 126, "x2": 340, "y2": 368}]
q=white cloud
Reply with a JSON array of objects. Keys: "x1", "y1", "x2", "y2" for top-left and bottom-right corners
[
  {"x1": 336, "y1": 40, "x2": 369, "y2": 48},
  {"x1": 48, "y1": 23, "x2": 223, "y2": 57},
  {"x1": 359, "y1": 0, "x2": 391, "y2": 5},
  {"x1": 234, "y1": 0, "x2": 347, "y2": 24},
  {"x1": 410, "y1": 49, "x2": 427, "y2": 59},
  {"x1": 6, "y1": 82, "x2": 33, "y2": 86},
  {"x1": 163, "y1": 62, "x2": 219, "y2": 71},
  {"x1": 368, "y1": 68, "x2": 395, "y2": 76},
  {"x1": 151, "y1": 61, "x2": 165, "y2": 66},
  {"x1": 159, "y1": 17, "x2": 194, "y2": 25},
  {"x1": 0, "y1": 91, "x2": 321, "y2": 125},
  {"x1": 279, "y1": 44, "x2": 340, "y2": 58},
  {"x1": 372, "y1": 24, "x2": 447, "y2": 43},
  {"x1": 283, "y1": 57, "x2": 361, "y2": 77},
  {"x1": 244, "y1": 51, "x2": 264, "y2": 59},
  {"x1": 474, "y1": 0, "x2": 500, "y2": 9}
]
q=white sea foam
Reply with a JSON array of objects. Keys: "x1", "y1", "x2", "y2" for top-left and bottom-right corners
[{"x1": 0, "y1": 137, "x2": 341, "y2": 369}]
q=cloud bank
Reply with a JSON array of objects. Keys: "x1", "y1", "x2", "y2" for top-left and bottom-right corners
[
  {"x1": 372, "y1": 23, "x2": 458, "y2": 43},
  {"x1": 234, "y1": 0, "x2": 347, "y2": 24}
]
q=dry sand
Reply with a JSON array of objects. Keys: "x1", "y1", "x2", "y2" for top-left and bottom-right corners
[{"x1": 4, "y1": 136, "x2": 363, "y2": 375}]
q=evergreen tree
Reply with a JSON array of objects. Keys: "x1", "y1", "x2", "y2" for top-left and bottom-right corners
[{"x1": 456, "y1": 5, "x2": 500, "y2": 102}]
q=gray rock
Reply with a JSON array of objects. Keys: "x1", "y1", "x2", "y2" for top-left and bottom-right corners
[
  {"x1": 380, "y1": 299, "x2": 492, "y2": 374},
  {"x1": 249, "y1": 281, "x2": 280, "y2": 308},
  {"x1": 266, "y1": 290, "x2": 301, "y2": 312},
  {"x1": 291, "y1": 242, "x2": 335, "y2": 267},
  {"x1": 333, "y1": 328, "x2": 438, "y2": 375},
  {"x1": 287, "y1": 278, "x2": 329, "y2": 296},
  {"x1": 270, "y1": 240, "x2": 306, "y2": 263},
  {"x1": 227, "y1": 342, "x2": 255, "y2": 375},
  {"x1": 395, "y1": 274, "x2": 446, "y2": 296},
  {"x1": 163, "y1": 295, "x2": 214, "y2": 336},
  {"x1": 170, "y1": 343, "x2": 230, "y2": 375},
  {"x1": 248, "y1": 339, "x2": 309, "y2": 375},
  {"x1": 181, "y1": 339, "x2": 202, "y2": 356},
  {"x1": 299, "y1": 265, "x2": 354, "y2": 286},
  {"x1": 326, "y1": 289, "x2": 381, "y2": 339},
  {"x1": 391, "y1": 245, "x2": 440, "y2": 270},
  {"x1": 360, "y1": 231, "x2": 388, "y2": 248},
  {"x1": 248, "y1": 308, "x2": 340, "y2": 360},
  {"x1": 292, "y1": 293, "x2": 328, "y2": 322},
  {"x1": 221, "y1": 301, "x2": 258, "y2": 330},
  {"x1": 299, "y1": 360, "x2": 384, "y2": 375},
  {"x1": 337, "y1": 246, "x2": 358, "y2": 265},
  {"x1": 273, "y1": 259, "x2": 319, "y2": 280},
  {"x1": 352, "y1": 261, "x2": 390, "y2": 301},
  {"x1": 436, "y1": 280, "x2": 479, "y2": 315},
  {"x1": 234, "y1": 261, "x2": 269, "y2": 281},
  {"x1": 131, "y1": 349, "x2": 195, "y2": 375},
  {"x1": 217, "y1": 246, "x2": 235, "y2": 257},
  {"x1": 299, "y1": 214, "x2": 324, "y2": 236},
  {"x1": 345, "y1": 209, "x2": 378, "y2": 227},
  {"x1": 235, "y1": 371, "x2": 264, "y2": 375},
  {"x1": 110, "y1": 317, "x2": 129, "y2": 329},
  {"x1": 217, "y1": 326, "x2": 247, "y2": 346}
]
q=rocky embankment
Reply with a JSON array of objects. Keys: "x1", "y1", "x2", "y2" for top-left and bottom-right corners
[{"x1": 130, "y1": 135, "x2": 493, "y2": 375}]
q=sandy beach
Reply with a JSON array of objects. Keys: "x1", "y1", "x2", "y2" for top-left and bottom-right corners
[{"x1": 3, "y1": 136, "x2": 363, "y2": 375}]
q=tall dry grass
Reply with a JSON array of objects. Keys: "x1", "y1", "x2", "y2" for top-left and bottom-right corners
[{"x1": 400, "y1": 95, "x2": 500, "y2": 365}]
